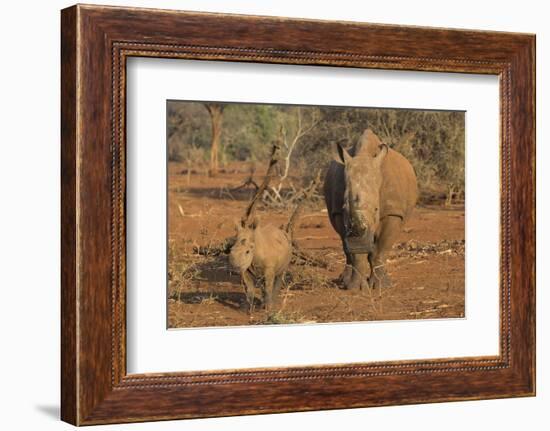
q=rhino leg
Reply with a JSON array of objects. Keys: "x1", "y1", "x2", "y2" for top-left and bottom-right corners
[
  {"x1": 369, "y1": 215, "x2": 402, "y2": 289},
  {"x1": 242, "y1": 269, "x2": 256, "y2": 313},
  {"x1": 272, "y1": 274, "x2": 284, "y2": 309},
  {"x1": 346, "y1": 253, "x2": 370, "y2": 290},
  {"x1": 333, "y1": 213, "x2": 354, "y2": 286},
  {"x1": 368, "y1": 253, "x2": 390, "y2": 289},
  {"x1": 262, "y1": 267, "x2": 276, "y2": 311},
  {"x1": 341, "y1": 240, "x2": 354, "y2": 286}
]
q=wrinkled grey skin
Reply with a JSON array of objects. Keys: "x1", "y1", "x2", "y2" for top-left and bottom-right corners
[
  {"x1": 229, "y1": 221, "x2": 292, "y2": 311},
  {"x1": 324, "y1": 129, "x2": 417, "y2": 290}
]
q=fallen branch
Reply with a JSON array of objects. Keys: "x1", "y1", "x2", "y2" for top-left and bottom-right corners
[
  {"x1": 193, "y1": 237, "x2": 236, "y2": 256},
  {"x1": 291, "y1": 244, "x2": 330, "y2": 269},
  {"x1": 231, "y1": 176, "x2": 259, "y2": 192}
]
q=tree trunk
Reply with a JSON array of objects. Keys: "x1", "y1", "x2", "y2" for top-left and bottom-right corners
[
  {"x1": 445, "y1": 184, "x2": 456, "y2": 207},
  {"x1": 204, "y1": 103, "x2": 224, "y2": 177}
]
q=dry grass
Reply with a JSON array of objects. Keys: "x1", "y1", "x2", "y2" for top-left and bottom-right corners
[
  {"x1": 167, "y1": 239, "x2": 201, "y2": 301},
  {"x1": 286, "y1": 263, "x2": 335, "y2": 291},
  {"x1": 167, "y1": 183, "x2": 465, "y2": 328}
]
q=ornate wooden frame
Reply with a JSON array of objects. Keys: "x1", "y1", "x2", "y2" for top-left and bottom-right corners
[{"x1": 61, "y1": 4, "x2": 535, "y2": 425}]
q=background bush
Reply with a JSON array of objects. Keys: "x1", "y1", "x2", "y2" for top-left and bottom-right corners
[{"x1": 167, "y1": 101, "x2": 465, "y2": 204}]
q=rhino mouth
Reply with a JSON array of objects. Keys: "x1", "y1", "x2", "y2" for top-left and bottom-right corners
[
  {"x1": 344, "y1": 232, "x2": 375, "y2": 254},
  {"x1": 343, "y1": 208, "x2": 375, "y2": 253}
]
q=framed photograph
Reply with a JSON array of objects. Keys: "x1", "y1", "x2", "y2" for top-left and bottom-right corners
[{"x1": 61, "y1": 4, "x2": 535, "y2": 425}]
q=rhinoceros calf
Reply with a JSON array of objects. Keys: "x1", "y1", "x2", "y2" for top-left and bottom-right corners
[
  {"x1": 324, "y1": 129, "x2": 417, "y2": 290},
  {"x1": 228, "y1": 143, "x2": 295, "y2": 312},
  {"x1": 229, "y1": 221, "x2": 292, "y2": 311}
]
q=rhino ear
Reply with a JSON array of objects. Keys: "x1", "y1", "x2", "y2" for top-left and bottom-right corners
[
  {"x1": 333, "y1": 141, "x2": 352, "y2": 165},
  {"x1": 373, "y1": 144, "x2": 388, "y2": 167}
]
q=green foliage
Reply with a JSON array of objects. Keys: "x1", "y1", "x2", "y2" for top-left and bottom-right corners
[
  {"x1": 167, "y1": 101, "x2": 465, "y2": 200},
  {"x1": 364, "y1": 109, "x2": 465, "y2": 196},
  {"x1": 222, "y1": 104, "x2": 278, "y2": 161},
  {"x1": 167, "y1": 102, "x2": 210, "y2": 162}
]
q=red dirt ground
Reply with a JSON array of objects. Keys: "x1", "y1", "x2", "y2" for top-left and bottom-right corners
[{"x1": 167, "y1": 162, "x2": 465, "y2": 328}]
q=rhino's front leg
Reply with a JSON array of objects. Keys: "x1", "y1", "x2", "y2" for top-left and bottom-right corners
[
  {"x1": 341, "y1": 240, "x2": 354, "y2": 286},
  {"x1": 368, "y1": 215, "x2": 402, "y2": 289},
  {"x1": 262, "y1": 267, "x2": 276, "y2": 311},
  {"x1": 241, "y1": 269, "x2": 256, "y2": 312},
  {"x1": 267, "y1": 274, "x2": 284, "y2": 310},
  {"x1": 333, "y1": 213, "x2": 353, "y2": 286},
  {"x1": 346, "y1": 252, "x2": 371, "y2": 290}
]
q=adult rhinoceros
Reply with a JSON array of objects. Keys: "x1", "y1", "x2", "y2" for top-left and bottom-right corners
[{"x1": 324, "y1": 129, "x2": 417, "y2": 290}]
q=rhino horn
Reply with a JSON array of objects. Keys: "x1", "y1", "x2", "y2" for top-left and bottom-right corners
[{"x1": 355, "y1": 129, "x2": 385, "y2": 157}]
